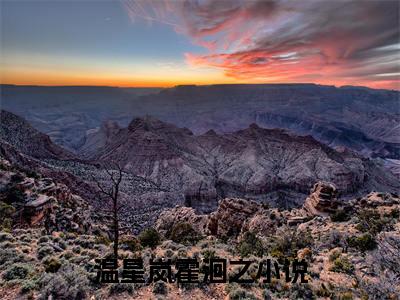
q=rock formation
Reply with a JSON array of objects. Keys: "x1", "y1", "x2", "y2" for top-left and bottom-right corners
[
  {"x1": 81, "y1": 116, "x2": 399, "y2": 214},
  {"x1": 303, "y1": 182, "x2": 340, "y2": 216},
  {"x1": 154, "y1": 205, "x2": 208, "y2": 237},
  {"x1": 207, "y1": 198, "x2": 261, "y2": 238}
]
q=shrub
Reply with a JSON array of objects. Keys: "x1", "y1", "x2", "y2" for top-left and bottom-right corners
[
  {"x1": 164, "y1": 249, "x2": 174, "y2": 258},
  {"x1": 139, "y1": 228, "x2": 161, "y2": 248},
  {"x1": 269, "y1": 228, "x2": 313, "y2": 260},
  {"x1": 43, "y1": 256, "x2": 62, "y2": 273},
  {"x1": 23, "y1": 169, "x2": 40, "y2": 179},
  {"x1": 338, "y1": 292, "x2": 353, "y2": 300},
  {"x1": 289, "y1": 283, "x2": 315, "y2": 299},
  {"x1": 161, "y1": 240, "x2": 182, "y2": 250},
  {"x1": 0, "y1": 232, "x2": 14, "y2": 242},
  {"x1": 39, "y1": 264, "x2": 89, "y2": 300},
  {"x1": 38, "y1": 236, "x2": 50, "y2": 244},
  {"x1": 10, "y1": 173, "x2": 24, "y2": 183},
  {"x1": 5, "y1": 186, "x2": 25, "y2": 203},
  {"x1": 356, "y1": 209, "x2": 391, "y2": 235},
  {"x1": 72, "y1": 245, "x2": 82, "y2": 254},
  {"x1": 329, "y1": 256, "x2": 354, "y2": 274},
  {"x1": 0, "y1": 241, "x2": 15, "y2": 249},
  {"x1": 152, "y1": 281, "x2": 167, "y2": 295},
  {"x1": 37, "y1": 245, "x2": 55, "y2": 260},
  {"x1": 3, "y1": 263, "x2": 32, "y2": 280},
  {"x1": 168, "y1": 222, "x2": 201, "y2": 245},
  {"x1": 120, "y1": 237, "x2": 141, "y2": 252},
  {"x1": 387, "y1": 208, "x2": 399, "y2": 219},
  {"x1": 0, "y1": 248, "x2": 26, "y2": 267},
  {"x1": 329, "y1": 250, "x2": 341, "y2": 262},
  {"x1": 19, "y1": 234, "x2": 32, "y2": 243},
  {"x1": 109, "y1": 283, "x2": 135, "y2": 295},
  {"x1": 314, "y1": 284, "x2": 332, "y2": 297},
  {"x1": 201, "y1": 249, "x2": 216, "y2": 261},
  {"x1": 0, "y1": 202, "x2": 15, "y2": 231},
  {"x1": 0, "y1": 218, "x2": 13, "y2": 231},
  {"x1": 228, "y1": 287, "x2": 258, "y2": 300},
  {"x1": 347, "y1": 233, "x2": 377, "y2": 252},
  {"x1": 75, "y1": 235, "x2": 94, "y2": 248},
  {"x1": 20, "y1": 279, "x2": 38, "y2": 294},
  {"x1": 331, "y1": 209, "x2": 351, "y2": 222},
  {"x1": 326, "y1": 230, "x2": 346, "y2": 249},
  {"x1": 237, "y1": 231, "x2": 265, "y2": 257},
  {"x1": 94, "y1": 235, "x2": 111, "y2": 245},
  {"x1": 61, "y1": 250, "x2": 74, "y2": 260}
]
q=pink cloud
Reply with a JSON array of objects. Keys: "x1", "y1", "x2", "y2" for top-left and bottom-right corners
[{"x1": 123, "y1": 0, "x2": 400, "y2": 89}]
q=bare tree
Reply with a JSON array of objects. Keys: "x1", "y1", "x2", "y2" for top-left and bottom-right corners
[{"x1": 91, "y1": 162, "x2": 123, "y2": 259}]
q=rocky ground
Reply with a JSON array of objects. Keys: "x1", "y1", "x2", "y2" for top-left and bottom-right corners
[{"x1": 0, "y1": 159, "x2": 399, "y2": 300}]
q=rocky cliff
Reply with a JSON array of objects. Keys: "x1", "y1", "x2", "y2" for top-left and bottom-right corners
[{"x1": 85, "y1": 116, "x2": 399, "y2": 212}]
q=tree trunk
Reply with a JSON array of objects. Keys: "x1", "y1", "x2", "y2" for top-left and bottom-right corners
[{"x1": 113, "y1": 197, "x2": 119, "y2": 259}]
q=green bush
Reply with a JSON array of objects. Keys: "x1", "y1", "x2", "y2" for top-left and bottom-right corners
[
  {"x1": 331, "y1": 209, "x2": 351, "y2": 222},
  {"x1": 138, "y1": 228, "x2": 160, "y2": 248},
  {"x1": 3, "y1": 263, "x2": 32, "y2": 280},
  {"x1": 168, "y1": 222, "x2": 201, "y2": 245},
  {"x1": 43, "y1": 256, "x2": 62, "y2": 273},
  {"x1": 0, "y1": 202, "x2": 15, "y2": 231},
  {"x1": 0, "y1": 218, "x2": 13, "y2": 231},
  {"x1": 201, "y1": 249, "x2": 216, "y2": 261},
  {"x1": 237, "y1": 231, "x2": 265, "y2": 257},
  {"x1": 338, "y1": 292, "x2": 353, "y2": 300},
  {"x1": 347, "y1": 233, "x2": 376, "y2": 252},
  {"x1": 356, "y1": 209, "x2": 391, "y2": 235},
  {"x1": 269, "y1": 228, "x2": 313, "y2": 260},
  {"x1": 328, "y1": 250, "x2": 341, "y2": 262},
  {"x1": 329, "y1": 256, "x2": 354, "y2": 274},
  {"x1": 94, "y1": 235, "x2": 111, "y2": 245}
]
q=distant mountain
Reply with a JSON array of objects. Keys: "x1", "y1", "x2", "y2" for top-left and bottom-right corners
[
  {"x1": 0, "y1": 85, "x2": 162, "y2": 150},
  {"x1": 85, "y1": 116, "x2": 399, "y2": 211},
  {"x1": 136, "y1": 84, "x2": 400, "y2": 158},
  {"x1": 2, "y1": 84, "x2": 398, "y2": 160}
]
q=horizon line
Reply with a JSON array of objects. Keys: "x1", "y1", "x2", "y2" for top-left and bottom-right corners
[{"x1": 1, "y1": 82, "x2": 398, "y2": 92}]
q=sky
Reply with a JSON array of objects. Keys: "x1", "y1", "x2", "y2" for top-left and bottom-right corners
[{"x1": 1, "y1": 0, "x2": 399, "y2": 89}]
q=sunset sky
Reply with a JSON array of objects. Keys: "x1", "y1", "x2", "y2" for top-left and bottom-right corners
[{"x1": 1, "y1": 0, "x2": 399, "y2": 89}]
